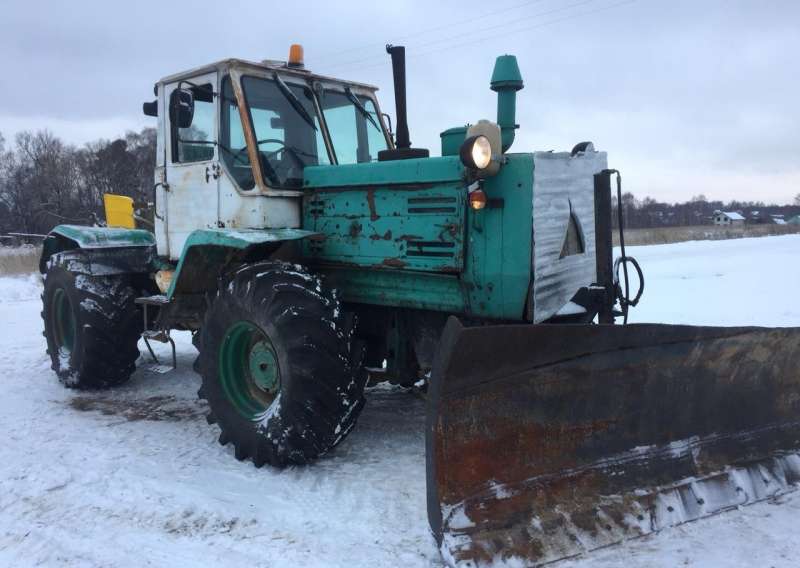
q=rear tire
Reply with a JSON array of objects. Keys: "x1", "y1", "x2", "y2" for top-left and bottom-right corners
[
  {"x1": 42, "y1": 252, "x2": 143, "y2": 389},
  {"x1": 199, "y1": 262, "x2": 366, "y2": 467}
]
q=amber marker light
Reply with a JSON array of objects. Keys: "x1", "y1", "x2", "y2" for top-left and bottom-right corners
[
  {"x1": 469, "y1": 189, "x2": 487, "y2": 210},
  {"x1": 288, "y1": 44, "x2": 305, "y2": 68}
]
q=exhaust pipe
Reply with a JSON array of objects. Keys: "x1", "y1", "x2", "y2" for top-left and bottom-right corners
[
  {"x1": 387, "y1": 45, "x2": 411, "y2": 150},
  {"x1": 490, "y1": 55, "x2": 524, "y2": 153},
  {"x1": 378, "y1": 45, "x2": 429, "y2": 161}
]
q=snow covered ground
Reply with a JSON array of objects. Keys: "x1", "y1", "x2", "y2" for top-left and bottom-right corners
[
  {"x1": 0, "y1": 234, "x2": 798, "y2": 567},
  {"x1": 623, "y1": 235, "x2": 800, "y2": 327}
]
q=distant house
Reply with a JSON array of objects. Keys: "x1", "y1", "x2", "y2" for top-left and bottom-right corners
[
  {"x1": 713, "y1": 211, "x2": 745, "y2": 226},
  {"x1": 770, "y1": 214, "x2": 787, "y2": 226},
  {"x1": 788, "y1": 215, "x2": 800, "y2": 226}
]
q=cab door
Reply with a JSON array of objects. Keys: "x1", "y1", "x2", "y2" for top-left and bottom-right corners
[{"x1": 162, "y1": 72, "x2": 220, "y2": 259}]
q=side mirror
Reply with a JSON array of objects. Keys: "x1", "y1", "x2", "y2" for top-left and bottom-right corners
[
  {"x1": 169, "y1": 89, "x2": 194, "y2": 129},
  {"x1": 142, "y1": 100, "x2": 158, "y2": 117}
]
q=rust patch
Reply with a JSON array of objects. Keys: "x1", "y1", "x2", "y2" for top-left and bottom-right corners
[
  {"x1": 397, "y1": 234, "x2": 424, "y2": 242},
  {"x1": 428, "y1": 323, "x2": 800, "y2": 566},
  {"x1": 366, "y1": 189, "x2": 379, "y2": 221},
  {"x1": 309, "y1": 182, "x2": 439, "y2": 194},
  {"x1": 443, "y1": 223, "x2": 461, "y2": 239},
  {"x1": 348, "y1": 222, "x2": 362, "y2": 238},
  {"x1": 370, "y1": 230, "x2": 393, "y2": 241},
  {"x1": 380, "y1": 258, "x2": 407, "y2": 268}
]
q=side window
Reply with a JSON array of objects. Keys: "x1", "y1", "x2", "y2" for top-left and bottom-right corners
[
  {"x1": 172, "y1": 83, "x2": 215, "y2": 163},
  {"x1": 220, "y1": 76, "x2": 255, "y2": 190}
]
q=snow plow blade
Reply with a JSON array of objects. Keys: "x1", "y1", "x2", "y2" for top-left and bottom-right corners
[{"x1": 426, "y1": 318, "x2": 800, "y2": 566}]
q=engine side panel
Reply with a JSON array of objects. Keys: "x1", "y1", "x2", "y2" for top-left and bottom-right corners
[
  {"x1": 301, "y1": 155, "x2": 535, "y2": 320},
  {"x1": 303, "y1": 182, "x2": 466, "y2": 273}
]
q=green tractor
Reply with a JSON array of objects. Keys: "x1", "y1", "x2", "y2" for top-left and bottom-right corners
[{"x1": 39, "y1": 45, "x2": 800, "y2": 566}]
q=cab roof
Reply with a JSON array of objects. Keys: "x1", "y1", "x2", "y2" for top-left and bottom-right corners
[{"x1": 156, "y1": 58, "x2": 379, "y2": 92}]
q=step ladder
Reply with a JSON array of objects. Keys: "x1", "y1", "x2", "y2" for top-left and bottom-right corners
[{"x1": 135, "y1": 295, "x2": 176, "y2": 371}]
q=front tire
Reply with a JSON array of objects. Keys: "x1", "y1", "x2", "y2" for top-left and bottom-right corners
[
  {"x1": 42, "y1": 252, "x2": 143, "y2": 389},
  {"x1": 199, "y1": 262, "x2": 365, "y2": 467}
]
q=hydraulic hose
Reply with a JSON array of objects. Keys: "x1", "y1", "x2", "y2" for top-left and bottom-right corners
[{"x1": 609, "y1": 170, "x2": 644, "y2": 324}]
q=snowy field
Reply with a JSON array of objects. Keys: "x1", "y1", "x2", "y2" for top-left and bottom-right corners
[{"x1": 0, "y1": 234, "x2": 798, "y2": 567}]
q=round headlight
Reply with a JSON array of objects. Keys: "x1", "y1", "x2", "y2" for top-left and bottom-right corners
[{"x1": 460, "y1": 135, "x2": 492, "y2": 170}]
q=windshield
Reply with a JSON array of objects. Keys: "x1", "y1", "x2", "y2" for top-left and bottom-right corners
[
  {"x1": 320, "y1": 90, "x2": 387, "y2": 164},
  {"x1": 240, "y1": 75, "x2": 329, "y2": 190}
]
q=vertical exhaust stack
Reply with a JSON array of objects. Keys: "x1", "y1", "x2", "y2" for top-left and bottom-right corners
[
  {"x1": 378, "y1": 45, "x2": 429, "y2": 161},
  {"x1": 491, "y1": 55, "x2": 524, "y2": 153},
  {"x1": 388, "y1": 45, "x2": 410, "y2": 150}
]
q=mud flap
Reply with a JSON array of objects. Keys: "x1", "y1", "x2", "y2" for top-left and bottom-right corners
[{"x1": 426, "y1": 317, "x2": 800, "y2": 566}]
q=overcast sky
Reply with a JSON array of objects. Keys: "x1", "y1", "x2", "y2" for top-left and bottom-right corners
[{"x1": 1, "y1": 0, "x2": 798, "y2": 203}]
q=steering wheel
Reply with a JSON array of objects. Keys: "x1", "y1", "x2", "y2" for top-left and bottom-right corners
[
  {"x1": 259, "y1": 139, "x2": 307, "y2": 169},
  {"x1": 232, "y1": 139, "x2": 306, "y2": 185},
  {"x1": 232, "y1": 138, "x2": 283, "y2": 164}
]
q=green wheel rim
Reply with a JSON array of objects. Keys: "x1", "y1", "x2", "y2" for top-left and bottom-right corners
[
  {"x1": 219, "y1": 321, "x2": 281, "y2": 421},
  {"x1": 51, "y1": 288, "x2": 76, "y2": 354}
]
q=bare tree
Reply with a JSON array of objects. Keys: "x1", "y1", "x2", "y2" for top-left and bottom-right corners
[
  {"x1": 0, "y1": 127, "x2": 158, "y2": 235},
  {"x1": 75, "y1": 129, "x2": 156, "y2": 211}
]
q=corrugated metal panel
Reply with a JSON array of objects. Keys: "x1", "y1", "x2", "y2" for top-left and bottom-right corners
[{"x1": 531, "y1": 150, "x2": 607, "y2": 322}]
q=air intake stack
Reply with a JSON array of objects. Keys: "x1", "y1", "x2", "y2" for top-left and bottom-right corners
[{"x1": 490, "y1": 55, "x2": 524, "y2": 153}]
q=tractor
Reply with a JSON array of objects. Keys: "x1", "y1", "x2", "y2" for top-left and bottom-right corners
[{"x1": 39, "y1": 45, "x2": 800, "y2": 566}]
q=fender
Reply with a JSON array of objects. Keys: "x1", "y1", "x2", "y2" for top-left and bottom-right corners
[
  {"x1": 40, "y1": 225, "x2": 156, "y2": 275},
  {"x1": 167, "y1": 228, "x2": 320, "y2": 299}
]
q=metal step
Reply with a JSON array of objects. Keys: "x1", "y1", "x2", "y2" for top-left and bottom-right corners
[
  {"x1": 136, "y1": 295, "x2": 176, "y2": 370},
  {"x1": 142, "y1": 329, "x2": 171, "y2": 343},
  {"x1": 135, "y1": 294, "x2": 169, "y2": 306}
]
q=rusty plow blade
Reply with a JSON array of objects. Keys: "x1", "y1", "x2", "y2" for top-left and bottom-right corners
[{"x1": 426, "y1": 317, "x2": 800, "y2": 566}]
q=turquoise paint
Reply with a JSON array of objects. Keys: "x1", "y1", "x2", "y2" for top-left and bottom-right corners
[
  {"x1": 175, "y1": 228, "x2": 317, "y2": 250},
  {"x1": 167, "y1": 228, "x2": 318, "y2": 299},
  {"x1": 464, "y1": 153, "x2": 533, "y2": 319},
  {"x1": 49, "y1": 225, "x2": 155, "y2": 248},
  {"x1": 301, "y1": 154, "x2": 534, "y2": 320},
  {"x1": 440, "y1": 126, "x2": 468, "y2": 156},
  {"x1": 323, "y1": 267, "x2": 465, "y2": 313},
  {"x1": 303, "y1": 181, "x2": 466, "y2": 273},
  {"x1": 490, "y1": 55, "x2": 524, "y2": 152},
  {"x1": 40, "y1": 224, "x2": 156, "y2": 273},
  {"x1": 304, "y1": 155, "x2": 465, "y2": 188}
]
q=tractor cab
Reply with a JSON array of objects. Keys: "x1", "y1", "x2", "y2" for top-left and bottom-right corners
[{"x1": 143, "y1": 46, "x2": 392, "y2": 258}]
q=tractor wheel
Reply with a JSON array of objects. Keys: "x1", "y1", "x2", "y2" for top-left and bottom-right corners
[
  {"x1": 198, "y1": 262, "x2": 366, "y2": 467},
  {"x1": 42, "y1": 252, "x2": 143, "y2": 389}
]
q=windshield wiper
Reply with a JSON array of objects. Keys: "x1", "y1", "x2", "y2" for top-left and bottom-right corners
[
  {"x1": 273, "y1": 73, "x2": 317, "y2": 131},
  {"x1": 345, "y1": 87, "x2": 381, "y2": 131}
]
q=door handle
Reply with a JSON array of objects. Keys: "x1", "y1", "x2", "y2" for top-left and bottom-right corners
[{"x1": 205, "y1": 163, "x2": 221, "y2": 182}]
